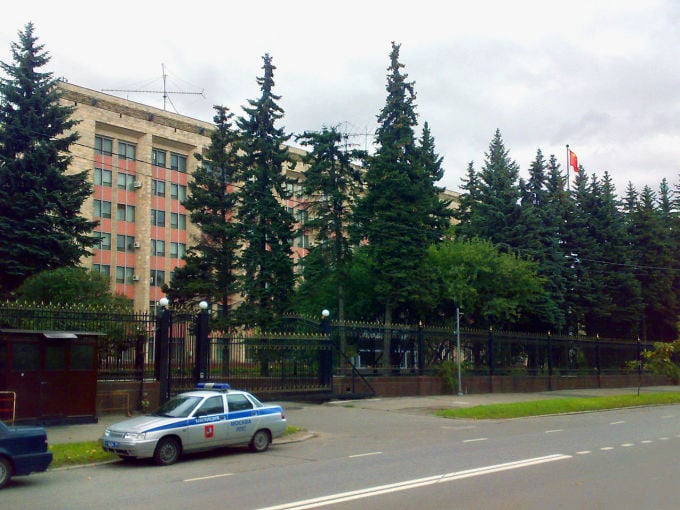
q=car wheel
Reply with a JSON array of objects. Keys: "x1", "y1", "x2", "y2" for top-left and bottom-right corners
[
  {"x1": 0, "y1": 456, "x2": 12, "y2": 490},
  {"x1": 153, "y1": 437, "x2": 181, "y2": 466},
  {"x1": 249, "y1": 429, "x2": 271, "y2": 453}
]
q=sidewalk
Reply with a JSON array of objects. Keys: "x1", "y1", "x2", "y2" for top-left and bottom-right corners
[{"x1": 44, "y1": 385, "x2": 679, "y2": 445}]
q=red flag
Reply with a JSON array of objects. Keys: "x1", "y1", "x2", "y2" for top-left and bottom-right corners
[{"x1": 569, "y1": 150, "x2": 579, "y2": 173}]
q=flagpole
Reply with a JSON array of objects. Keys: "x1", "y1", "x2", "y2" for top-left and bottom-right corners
[{"x1": 566, "y1": 144, "x2": 570, "y2": 191}]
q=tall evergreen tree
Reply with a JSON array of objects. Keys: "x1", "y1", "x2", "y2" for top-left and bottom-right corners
[
  {"x1": 568, "y1": 172, "x2": 640, "y2": 337},
  {"x1": 353, "y1": 42, "x2": 450, "y2": 333},
  {"x1": 235, "y1": 54, "x2": 296, "y2": 330},
  {"x1": 0, "y1": 23, "x2": 97, "y2": 297},
  {"x1": 296, "y1": 126, "x2": 364, "y2": 337},
  {"x1": 164, "y1": 106, "x2": 241, "y2": 329},
  {"x1": 628, "y1": 184, "x2": 677, "y2": 340},
  {"x1": 452, "y1": 161, "x2": 479, "y2": 238},
  {"x1": 516, "y1": 150, "x2": 565, "y2": 331},
  {"x1": 456, "y1": 129, "x2": 523, "y2": 249}
]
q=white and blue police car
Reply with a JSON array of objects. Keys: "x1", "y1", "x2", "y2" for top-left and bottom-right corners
[{"x1": 100, "y1": 383, "x2": 287, "y2": 465}]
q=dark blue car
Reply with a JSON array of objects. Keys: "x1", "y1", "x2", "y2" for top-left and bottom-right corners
[{"x1": 0, "y1": 420, "x2": 53, "y2": 489}]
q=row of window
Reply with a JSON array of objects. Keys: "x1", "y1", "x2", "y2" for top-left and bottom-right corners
[
  {"x1": 152, "y1": 180, "x2": 187, "y2": 200},
  {"x1": 93, "y1": 200, "x2": 135, "y2": 222},
  {"x1": 93, "y1": 265, "x2": 166, "y2": 286},
  {"x1": 93, "y1": 200, "x2": 187, "y2": 228},
  {"x1": 95, "y1": 136, "x2": 187, "y2": 173},
  {"x1": 93, "y1": 232, "x2": 185, "y2": 256},
  {"x1": 95, "y1": 169, "x2": 188, "y2": 200}
]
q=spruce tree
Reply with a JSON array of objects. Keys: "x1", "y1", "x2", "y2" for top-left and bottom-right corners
[
  {"x1": 235, "y1": 54, "x2": 295, "y2": 330},
  {"x1": 464, "y1": 129, "x2": 523, "y2": 248},
  {"x1": 164, "y1": 106, "x2": 241, "y2": 329},
  {"x1": 516, "y1": 150, "x2": 565, "y2": 331},
  {"x1": 629, "y1": 184, "x2": 677, "y2": 340},
  {"x1": 0, "y1": 23, "x2": 96, "y2": 297},
  {"x1": 296, "y1": 126, "x2": 364, "y2": 341},
  {"x1": 354, "y1": 42, "x2": 450, "y2": 332}
]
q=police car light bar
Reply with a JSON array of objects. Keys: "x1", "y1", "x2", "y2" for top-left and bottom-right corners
[{"x1": 196, "y1": 382, "x2": 231, "y2": 390}]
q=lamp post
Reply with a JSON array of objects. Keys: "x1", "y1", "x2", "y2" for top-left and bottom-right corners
[
  {"x1": 319, "y1": 309, "x2": 332, "y2": 387},
  {"x1": 155, "y1": 297, "x2": 171, "y2": 403},
  {"x1": 194, "y1": 301, "x2": 209, "y2": 385},
  {"x1": 456, "y1": 306, "x2": 463, "y2": 396}
]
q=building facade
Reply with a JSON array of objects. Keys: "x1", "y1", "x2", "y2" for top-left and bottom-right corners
[{"x1": 59, "y1": 82, "x2": 458, "y2": 312}]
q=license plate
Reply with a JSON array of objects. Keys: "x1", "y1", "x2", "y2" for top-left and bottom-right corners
[{"x1": 104, "y1": 440, "x2": 119, "y2": 448}]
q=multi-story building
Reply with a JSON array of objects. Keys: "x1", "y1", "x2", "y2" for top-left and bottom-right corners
[{"x1": 59, "y1": 81, "x2": 458, "y2": 312}]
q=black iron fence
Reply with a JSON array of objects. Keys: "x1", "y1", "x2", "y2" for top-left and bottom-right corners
[
  {"x1": 330, "y1": 321, "x2": 653, "y2": 377},
  {"x1": 0, "y1": 305, "x2": 654, "y2": 392}
]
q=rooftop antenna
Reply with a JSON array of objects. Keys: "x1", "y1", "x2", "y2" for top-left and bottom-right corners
[{"x1": 102, "y1": 63, "x2": 205, "y2": 114}]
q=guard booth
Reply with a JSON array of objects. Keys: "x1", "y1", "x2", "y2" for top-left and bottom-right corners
[{"x1": 0, "y1": 329, "x2": 100, "y2": 424}]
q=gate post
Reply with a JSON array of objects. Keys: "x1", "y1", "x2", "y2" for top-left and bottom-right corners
[
  {"x1": 194, "y1": 301, "x2": 210, "y2": 385},
  {"x1": 155, "y1": 297, "x2": 172, "y2": 404}
]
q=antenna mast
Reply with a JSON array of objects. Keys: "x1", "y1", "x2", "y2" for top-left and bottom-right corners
[{"x1": 102, "y1": 63, "x2": 205, "y2": 113}]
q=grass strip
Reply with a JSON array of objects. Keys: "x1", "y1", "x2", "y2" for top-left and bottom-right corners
[
  {"x1": 49, "y1": 441, "x2": 116, "y2": 468},
  {"x1": 435, "y1": 392, "x2": 680, "y2": 420},
  {"x1": 48, "y1": 425, "x2": 304, "y2": 469}
]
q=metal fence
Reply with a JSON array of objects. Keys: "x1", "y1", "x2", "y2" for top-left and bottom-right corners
[
  {"x1": 0, "y1": 305, "x2": 653, "y2": 388},
  {"x1": 331, "y1": 322, "x2": 652, "y2": 377}
]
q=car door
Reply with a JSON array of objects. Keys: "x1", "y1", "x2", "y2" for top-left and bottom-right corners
[
  {"x1": 185, "y1": 395, "x2": 227, "y2": 450},
  {"x1": 225, "y1": 393, "x2": 259, "y2": 444}
]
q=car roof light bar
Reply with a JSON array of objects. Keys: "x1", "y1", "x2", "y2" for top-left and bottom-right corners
[{"x1": 196, "y1": 382, "x2": 231, "y2": 390}]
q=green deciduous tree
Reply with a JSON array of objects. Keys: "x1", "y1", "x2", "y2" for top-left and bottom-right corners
[
  {"x1": 17, "y1": 267, "x2": 130, "y2": 309},
  {"x1": 426, "y1": 237, "x2": 547, "y2": 330},
  {"x1": 235, "y1": 54, "x2": 296, "y2": 331},
  {"x1": 0, "y1": 23, "x2": 97, "y2": 297}
]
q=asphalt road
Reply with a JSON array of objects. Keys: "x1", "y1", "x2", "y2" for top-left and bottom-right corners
[{"x1": 5, "y1": 395, "x2": 680, "y2": 509}]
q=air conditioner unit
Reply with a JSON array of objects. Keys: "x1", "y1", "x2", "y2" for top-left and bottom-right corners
[
  {"x1": 133, "y1": 181, "x2": 142, "y2": 189},
  {"x1": 133, "y1": 242, "x2": 141, "y2": 248},
  {"x1": 132, "y1": 275, "x2": 140, "y2": 281}
]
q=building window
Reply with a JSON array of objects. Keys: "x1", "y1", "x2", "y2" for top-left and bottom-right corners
[
  {"x1": 118, "y1": 141, "x2": 136, "y2": 160},
  {"x1": 95, "y1": 231, "x2": 111, "y2": 250},
  {"x1": 116, "y1": 204, "x2": 136, "y2": 222},
  {"x1": 117, "y1": 172, "x2": 135, "y2": 190},
  {"x1": 297, "y1": 234, "x2": 309, "y2": 249},
  {"x1": 115, "y1": 266, "x2": 134, "y2": 284},
  {"x1": 170, "y1": 242, "x2": 186, "y2": 258},
  {"x1": 170, "y1": 183, "x2": 187, "y2": 201},
  {"x1": 94, "y1": 199, "x2": 112, "y2": 219},
  {"x1": 170, "y1": 212, "x2": 186, "y2": 230},
  {"x1": 92, "y1": 264, "x2": 110, "y2": 276},
  {"x1": 150, "y1": 269, "x2": 165, "y2": 287},
  {"x1": 95, "y1": 135, "x2": 113, "y2": 156},
  {"x1": 152, "y1": 180, "x2": 166, "y2": 197},
  {"x1": 151, "y1": 209, "x2": 166, "y2": 227},
  {"x1": 116, "y1": 235, "x2": 136, "y2": 252},
  {"x1": 94, "y1": 168, "x2": 112, "y2": 187},
  {"x1": 170, "y1": 153, "x2": 187, "y2": 172},
  {"x1": 151, "y1": 239, "x2": 165, "y2": 256},
  {"x1": 296, "y1": 209, "x2": 308, "y2": 223},
  {"x1": 152, "y1": 148, "x2": 166, "y2": 167}
]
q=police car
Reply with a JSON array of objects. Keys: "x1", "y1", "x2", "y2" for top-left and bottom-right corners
[{"x1": 100, "y1": 384, "x2": 287, "y2": 465}]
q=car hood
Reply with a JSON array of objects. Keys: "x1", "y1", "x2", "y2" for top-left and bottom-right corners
[{"x1": 107, "y1": 415, "x2": 183, "y2": 433}]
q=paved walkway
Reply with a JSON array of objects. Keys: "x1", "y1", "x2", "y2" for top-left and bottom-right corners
[{"x1": 43, "y1": 385, "x2": 679, "y2": 444}]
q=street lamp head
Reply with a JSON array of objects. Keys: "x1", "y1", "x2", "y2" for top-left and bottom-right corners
[
  {"x1": 159, "y1": 297, "x2": 169, "y2": 308},
  {"x1": 321, "y1": 309, "x2": 330, "y2": 318},
  {"x1": 199, "y1": 301, "x2": 208, "y2": 310}
]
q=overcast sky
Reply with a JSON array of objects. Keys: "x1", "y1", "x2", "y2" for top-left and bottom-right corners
[{"x1": 2, "y1": 0, "x2": 680, "y2": 196}]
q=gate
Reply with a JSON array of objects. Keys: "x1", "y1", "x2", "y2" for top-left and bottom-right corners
[{"x1": 158, "y1": 310, "x2": 334, "y2": 399}]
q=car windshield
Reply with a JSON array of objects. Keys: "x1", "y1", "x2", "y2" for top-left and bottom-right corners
[{"x1": 152, "y1": 395, "x2": 202, "y2": 418}]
